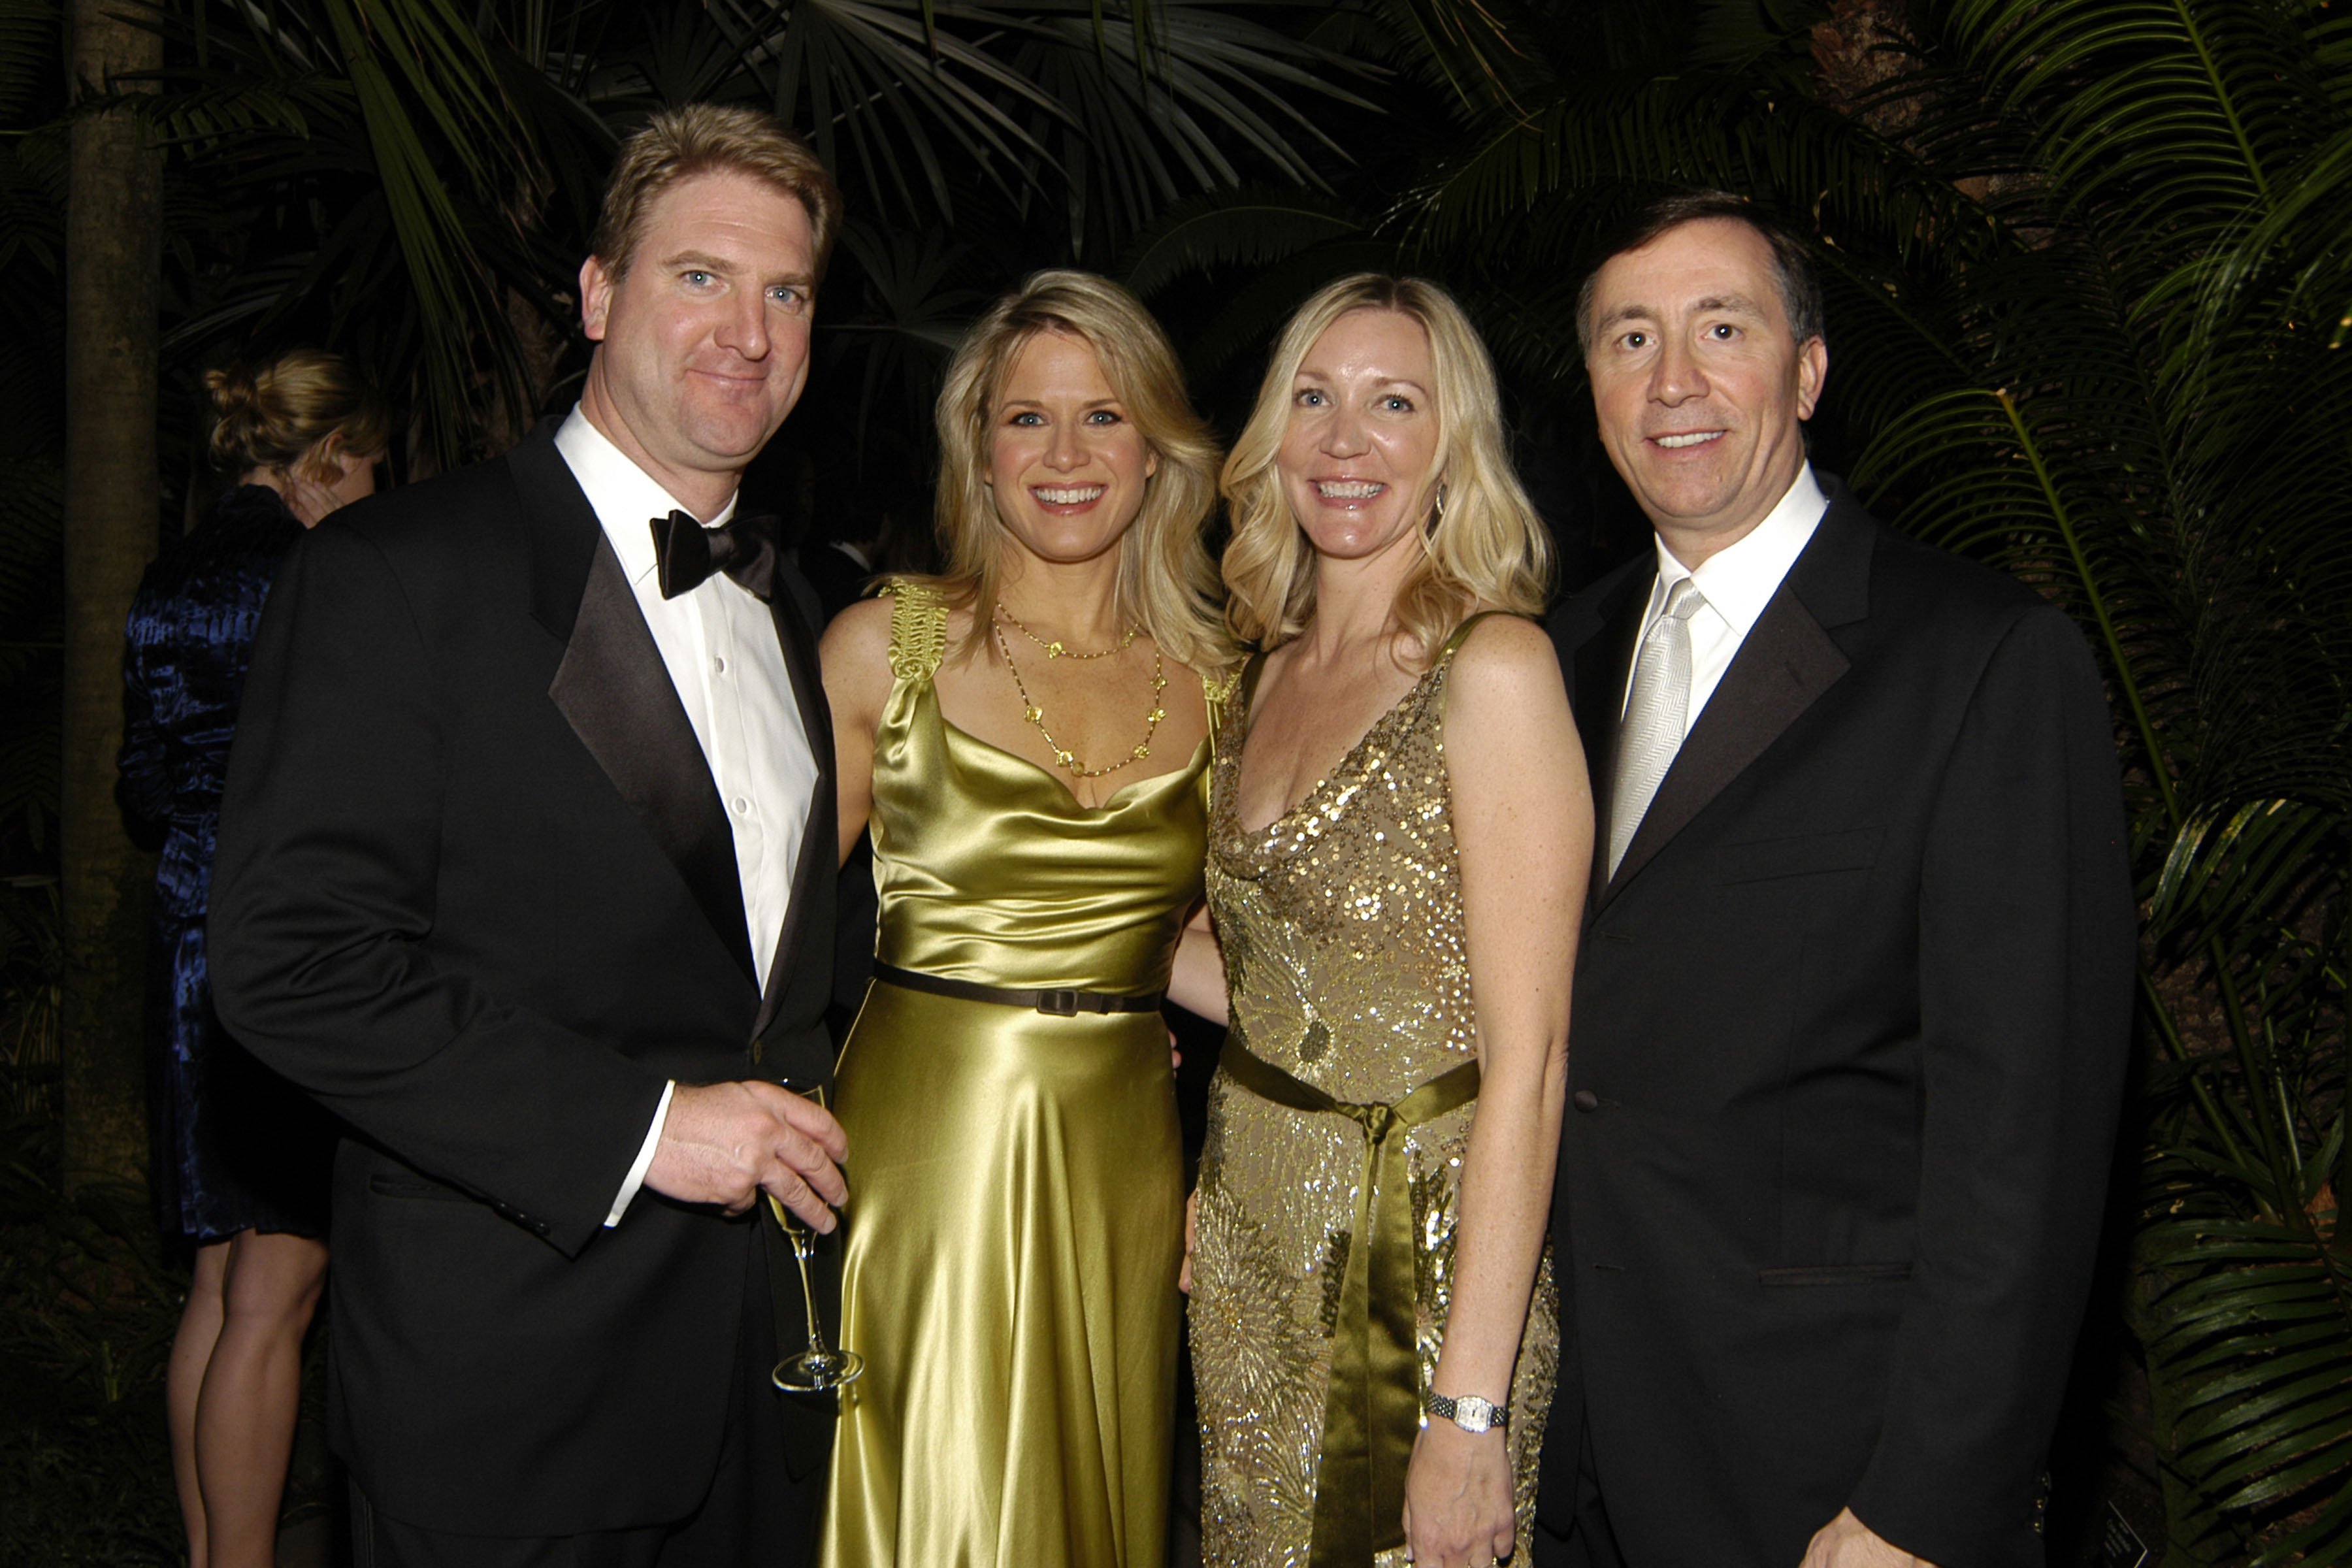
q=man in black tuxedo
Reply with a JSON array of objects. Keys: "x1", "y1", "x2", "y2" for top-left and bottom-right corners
[
  {"x1": 1533, "y1": 193, "x2": 2136, "y2": 1567},
  {"x1": 210, "y1": 105, "x2": 849, "y2": 1565}
]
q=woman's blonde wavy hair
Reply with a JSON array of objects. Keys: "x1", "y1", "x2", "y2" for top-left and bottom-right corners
[
  {"x1": 913, "y1": 270, "x2": 1232, "y2": 676},
  {"x1": 1220, "y1": 275, "x2": 1553, "y2": 666}
]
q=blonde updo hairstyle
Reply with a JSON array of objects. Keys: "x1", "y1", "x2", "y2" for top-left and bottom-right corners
[
  {"x1": 1220, "y1": 274, "x2": 1553, "y2": 666},
  {"x1": 919, "y1": 270, "x2": 1232, "y2": 676},
  {"x1": 204, "y1": 349, "x2": 391, "y2": 486}
]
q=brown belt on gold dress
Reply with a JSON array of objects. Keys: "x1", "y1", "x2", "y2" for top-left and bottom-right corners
[{"x1": 872, "y1": 960, "x2": 1165, "y2": 1017}]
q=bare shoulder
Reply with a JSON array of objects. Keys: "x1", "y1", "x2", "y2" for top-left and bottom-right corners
[
  {"x1": 818, "y1": 594, "x2": 896, "y2": 723},
  {"x1": 1443, "y1": 612, "x2": 1583, "y2": 780},
  {"x1": 818, "y1": 593, "x2": 894, "y2": 667},
  {"x1": 1446, "y1": 612, "x2": 1567, "y2": 702}
]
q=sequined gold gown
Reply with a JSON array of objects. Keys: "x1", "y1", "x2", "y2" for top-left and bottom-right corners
[
  {"x1": 1190, "y1": 617, "x2": 1559, "y2": 1568},
  {"x1": 823, "y1": 583, "x2": 1212, "y2": 1568}
]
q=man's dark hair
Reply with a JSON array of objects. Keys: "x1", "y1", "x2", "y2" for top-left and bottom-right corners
[{"x1": 1575, "y1": 191, "x2": 1825, "y2": 354}]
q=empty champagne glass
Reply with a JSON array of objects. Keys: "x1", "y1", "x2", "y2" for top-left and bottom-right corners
[{"x1": 768, "y1": 1081, "x2": 864, "y2": 1392}]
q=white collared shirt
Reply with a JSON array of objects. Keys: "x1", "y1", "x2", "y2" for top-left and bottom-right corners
[
  {"x1": 554, "y1": 407, "x2": 819, "y2": 1224},
  {"x1": 1622, "y1": 464, "x2": 1829, "y2": 735}
]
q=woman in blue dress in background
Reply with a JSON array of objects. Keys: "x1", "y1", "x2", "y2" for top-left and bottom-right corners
[{"x1": 118, "y1": 349, "x2": 387, "y2": 1568}]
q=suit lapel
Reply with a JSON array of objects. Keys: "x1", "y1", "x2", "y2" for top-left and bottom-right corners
[
  {"x1": 1595, "y1": 494, "x2": 1874, "y2": 911},
  {"x1": 514, "y1": 432, "x2": 759, "y2": 985},
  {"x1": 753, "y1": 566, "x2": 836, "y2": 1042}
]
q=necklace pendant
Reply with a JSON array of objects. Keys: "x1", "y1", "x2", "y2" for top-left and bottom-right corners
[
  {"x1": 1054, "y1": 749, "x2": 1076, "y2": 769},
  {"x1": 1045, "y1": 640, "x2": 1065, "y2": 658}
]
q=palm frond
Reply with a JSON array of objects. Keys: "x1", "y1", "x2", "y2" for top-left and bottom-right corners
[
  {"x1": 0, "y1": 0, "x2": 58, "y2": 128},
  {"x1": 0, "y1": 455, "x2": 61, "y2": 621},
  {"x1": 1119, "y1": 186, "x2": 1362, "y2": 298},
  {"x1": 824, "y1": 220, "x2": 986, "y2": 460},
  {"x1": 1004, "y1": 3, "x2": 1373, "y2": 255},
  {"x1": 719, "y1": 0, "x2": 1065, "y2": 220},
  {"x1": 0, "y1": 120, "x2": 64, "y2": 279},
  {"x1": 2151, "y1": 802, "x2": 2346, "y2": 962},
  {"x1": 2145, "y1": 1211, "x2": 2352, "y2": 1560},
  {"x1": 1401, "y1": 69, "x2": 1995, "y2": 280}
]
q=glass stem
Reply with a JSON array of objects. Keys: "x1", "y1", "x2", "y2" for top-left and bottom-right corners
[{"x1": 792, "y1": 1235, "x2": 825, "y2": 1356}]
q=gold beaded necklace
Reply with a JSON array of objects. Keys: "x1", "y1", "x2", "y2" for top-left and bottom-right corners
[
  {"x1": 994, "y1": 602, "x2": 1139, "y2": 661},
  {"x1": 990, "y1": 612, "x2": 1167, "y2": 779}
]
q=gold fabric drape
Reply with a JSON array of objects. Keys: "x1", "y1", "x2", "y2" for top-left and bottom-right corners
[{"x1": 1219, "y1": 1045, "x2": 1481, "y2": 1565}]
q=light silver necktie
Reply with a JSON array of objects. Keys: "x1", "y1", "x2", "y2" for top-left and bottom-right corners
[{"x1": 1608, "y1": 578, "x2": 1706, "y2": 877}]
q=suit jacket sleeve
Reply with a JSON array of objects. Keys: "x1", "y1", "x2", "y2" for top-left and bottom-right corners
[
  {"x1": 1848, "y1": 604, "x2": 2136, "y2": 1560},
  {"x1": 208, "y1": 521, "x2": 667, "y2": 1256}
]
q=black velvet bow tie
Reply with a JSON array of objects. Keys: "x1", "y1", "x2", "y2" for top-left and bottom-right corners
[{"x1": 651, "y1": 508, "x2": 777, "y2": 602}]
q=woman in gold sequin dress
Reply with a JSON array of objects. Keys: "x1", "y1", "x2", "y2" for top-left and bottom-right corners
[
  {"x1": 817, "y1": 272, "x2": 1234, "y2": 1568},
  {"x1": 1186, "y1": 276, "x2": 1593, "y2": 1568}
]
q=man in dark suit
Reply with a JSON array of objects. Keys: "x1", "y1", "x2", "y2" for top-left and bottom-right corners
[
  {"x1": 1532, "y1": 193, "x2": 2136, "y2": 1567},
  {"x1": 210, "y1": 105, "x2": 849, "y2": 1565}
]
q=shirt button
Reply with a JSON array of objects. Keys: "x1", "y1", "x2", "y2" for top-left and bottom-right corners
[
  {"x1": 731, "y1": 796, "x2": 750, "y2": 815},
  {"x1": 1572, "y1": 1089, "x2": 1601, "y2": 1113},
  {"x1": 713, "y1": 655, "x2": 728, "y2": 674}
]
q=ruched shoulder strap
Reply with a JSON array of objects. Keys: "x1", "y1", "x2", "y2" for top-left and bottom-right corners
[
  {"x1": 879, "y1": 579, "x2": 949, "y2": 682},
  {"x1": 1201, "y1": 662, "x2": 1247, "y2": 755}
]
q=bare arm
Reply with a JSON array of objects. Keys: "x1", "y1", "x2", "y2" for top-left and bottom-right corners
[
  {"x1": 1166, "y1": 904, "x2": 1227, "y2": 1023},
  {"x1": 820, "y1": 596, "x2": 895, "y2": 866},
  {"x1": 1404, "y1": 616, "x2": 1590, "y2": 1568}
]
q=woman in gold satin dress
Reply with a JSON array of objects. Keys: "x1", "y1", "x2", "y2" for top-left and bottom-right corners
[
  {"x1": 817, "y1": 271, "x2": 1234, "y2": 1568},
  {"x1": 1186, "y1": 276, "x2": 1593, "y2": 1568}
]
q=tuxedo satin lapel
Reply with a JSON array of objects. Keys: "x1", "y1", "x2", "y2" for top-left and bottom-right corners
[
  {"x1": 1574, "y1": 574, "x2": 1651, "y2": 908},
  {"x1": 753, "y1": 574, "x2": 836, "y2": 1041},
  {"x1": 547, "y1": 540, "x2": 759, "y2": 985},
  {"x1": 1598, "y1": 514, "x2": 1869, "y2": 909}
]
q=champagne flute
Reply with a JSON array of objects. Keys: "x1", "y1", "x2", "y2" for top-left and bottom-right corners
[{"x1": 768, "y1": 1081, "x2": 864, "y2": 1392}]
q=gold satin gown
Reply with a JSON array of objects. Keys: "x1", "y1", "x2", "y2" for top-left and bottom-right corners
[
  {"x1": 1190, "y1": 618, "x2": 1559, "y2": 1568},
  {"x1": 823, "y1": 583, "x2": 1212, "y2": 1568}
]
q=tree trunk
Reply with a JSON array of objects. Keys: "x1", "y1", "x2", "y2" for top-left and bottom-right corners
[{"x1": 59, "y1": 0, "x2": 161, "y2": 1192}]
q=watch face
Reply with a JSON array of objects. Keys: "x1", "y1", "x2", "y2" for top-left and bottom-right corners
[{"x1": 1426, "y1": 1392, "x2": 1506, "y2": 1433}]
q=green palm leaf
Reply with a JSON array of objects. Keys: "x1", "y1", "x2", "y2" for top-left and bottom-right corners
[
  {"x1": 1119, "y1": 186, "x2": 1362, "y2": 297},
  {"x1": 823, "y1": 219, "x2": 986, "y2": 459},
  {"x1": 2145, "y1": 1213, "x2": 2352, "y2": 1557},
  {"x1": 1001, "y1": 3, "x2": 1372, "y2": 255},
  {"x1": 0, "y1": 0, "x2": 57, "y2": 127}
]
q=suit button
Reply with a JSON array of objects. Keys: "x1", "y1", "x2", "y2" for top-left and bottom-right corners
[{"x1": 1572, "y1": 1089, "x2": 1600, "y2": 1113}]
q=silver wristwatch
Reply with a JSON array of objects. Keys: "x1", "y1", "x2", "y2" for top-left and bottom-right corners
[{"x1": 1423, "y1": 1390, "x2": 1509, "y2": 1434}]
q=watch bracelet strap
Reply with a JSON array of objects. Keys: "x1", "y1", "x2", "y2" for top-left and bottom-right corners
[{"x1": 1425, "y1": 1390, "x2": 1510, "y2": 1428}]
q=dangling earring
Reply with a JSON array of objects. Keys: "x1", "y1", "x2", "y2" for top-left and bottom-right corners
[{"x1": 1420, "y1": 483, "x2": 1446, "y2": 557}]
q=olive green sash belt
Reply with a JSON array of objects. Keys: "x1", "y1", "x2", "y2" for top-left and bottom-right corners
[{"x1": 1220, "y1": 1042, "x2": 1482, "y2": 1565}]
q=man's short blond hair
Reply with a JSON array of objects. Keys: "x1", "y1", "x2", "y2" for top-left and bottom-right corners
[{"x1": 589, "y1": 104, "x2": 842, "y2": 285}]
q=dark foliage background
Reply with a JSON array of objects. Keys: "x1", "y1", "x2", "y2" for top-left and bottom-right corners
[{"x1": 4, "y1": 0, "x2": 2346, "y2": 1560}]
